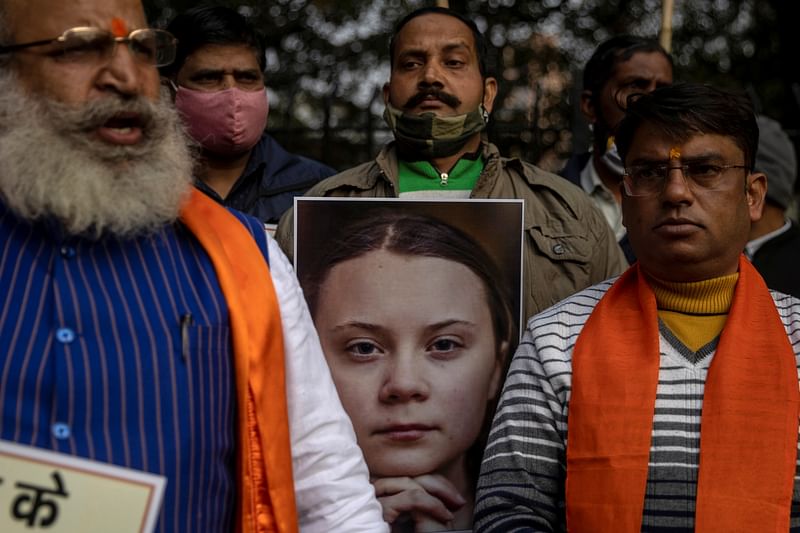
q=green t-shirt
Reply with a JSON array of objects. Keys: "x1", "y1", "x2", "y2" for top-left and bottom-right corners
[{"x1": 398, "y1": 156, "x2": 485, "y2": 198}]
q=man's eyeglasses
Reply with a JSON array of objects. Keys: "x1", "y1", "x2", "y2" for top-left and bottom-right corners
[
  {"x1": 0, "y1": 27, "x2": 177, "y2": 67},
  {"x1": 622, "y1": 161, "x2": 748, "y2": 197}
]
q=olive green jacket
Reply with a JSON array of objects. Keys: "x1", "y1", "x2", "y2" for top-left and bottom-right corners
[{"x1": 276, "y1": 141, "x2": 627, "y2": 319}]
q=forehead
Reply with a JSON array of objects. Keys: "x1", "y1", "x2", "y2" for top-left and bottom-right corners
[
  {"x1": 611, "y1": 51, "x2": 672, "y2": 81},
  {"x1": 180, "y1": 44, "x2": 261, "y2": 72},
  {"x1": 6, "y1": 0, "x2": 146, "y2": 40},
  {"x1": 321, "y1": 250, "x2": 485, "y2": 302},
  {"x1": 392, "y1": 13, "x2": 477, "y2": 57},
  {"x1": 627, "y1": 124, "x2": 743, "y2": 160}
]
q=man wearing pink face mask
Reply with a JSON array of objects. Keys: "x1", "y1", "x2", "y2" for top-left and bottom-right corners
[{"x1": 161, "y1": 6, "x2": 335, "y2": 227}]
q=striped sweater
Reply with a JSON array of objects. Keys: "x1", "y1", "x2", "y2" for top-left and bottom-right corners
[{"x1": 474, "y1": 279, "x2": 800, "y2": 532}]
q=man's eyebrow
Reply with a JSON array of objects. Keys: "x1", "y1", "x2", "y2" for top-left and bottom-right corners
[
  {"x1": 617, "y1": 74, "x2": 652, "y2": 84},
  {"x1": 442, "y1": 42, "x2": 472, "y2": 54},
  {"x1": 189, "y1": 68, "x2": 262, "y2": 76},
  {"x1": 628, "y1": 153, "x2": 726, "y2": 166},
  {"x1": 397, "y1": 40, "x2": 472, "y2": 57},
  {"x1": 396, "y1": 49, "x2": 427, "y2": 60},
  {"x1": 189, "y1": 68, "x2": 225, "y2": 77}
]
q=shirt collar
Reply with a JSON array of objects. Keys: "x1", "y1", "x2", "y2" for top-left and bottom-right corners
[{"x1": 745, "y1": 218, "x2": 792, "y2": 258}]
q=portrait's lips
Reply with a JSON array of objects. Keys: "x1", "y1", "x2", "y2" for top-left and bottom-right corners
[
  {"x1": 654, "y1": 217, "x2": 703, "y2": 237},
  {"x1": 96, "y1": 112, "x2": 144, "y2": 145},
  {"x1": 374, "y1": 423, "x2": 435, "y2": 442}
]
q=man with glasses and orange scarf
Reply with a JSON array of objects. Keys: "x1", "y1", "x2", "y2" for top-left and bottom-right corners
[
  {"x1": 0, "y1": 0, "x2": 385, "y2": 531},
  {"x1": 475, "y1": 83, "x2": 800, "y2": 532}
]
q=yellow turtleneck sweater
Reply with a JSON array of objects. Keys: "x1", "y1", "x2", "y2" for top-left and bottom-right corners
[{"x1": 645, "y1": 272, "x2": 739, "y2": 352}]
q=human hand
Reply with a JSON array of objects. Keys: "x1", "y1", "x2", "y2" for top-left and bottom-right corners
[{"x1": 372, "y1": 474, "x2": 466, "y2": 532}]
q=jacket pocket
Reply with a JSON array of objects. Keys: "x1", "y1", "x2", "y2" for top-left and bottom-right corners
[{"x1": 526, "y1": 226, "x2": 592, "y2": 264}]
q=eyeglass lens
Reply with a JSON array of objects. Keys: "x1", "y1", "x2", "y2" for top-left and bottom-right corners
[
  {"x1": 56, "y1": 28, "x2": 174, "y2": 67},
  {"x1": 625, "y1": 162, "x2": 743, "y2": 196}
]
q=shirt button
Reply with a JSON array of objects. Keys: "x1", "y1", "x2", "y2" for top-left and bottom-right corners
[
  {"x1": 257, "y1": 512, "x2": 269, "y2": 527},
  {"x1": 56, "y1": 327, "x2": 76, "y2": 344},
  {"x1": 52, "y1": 423, "x2": 71, "y2": 440},
  {"x1": 552, "y1": 243, "x2": 566, "y2": 255},
  {"x1": 60, "y1": 245, "x2": 76, "y2": 258}
]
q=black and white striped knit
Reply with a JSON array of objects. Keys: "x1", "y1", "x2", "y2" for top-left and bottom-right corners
[{"x1": 474, "y1": 279, "x2": 800, "y2": 532}]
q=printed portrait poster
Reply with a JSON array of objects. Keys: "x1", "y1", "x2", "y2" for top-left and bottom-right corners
[{"x1": 294, "y1": 198, "x2": 523, "y2": 532}]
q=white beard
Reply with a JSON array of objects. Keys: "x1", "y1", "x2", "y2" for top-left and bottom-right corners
[{"x1": 0, "y1": 71, "x2": 195, "y2": 238}]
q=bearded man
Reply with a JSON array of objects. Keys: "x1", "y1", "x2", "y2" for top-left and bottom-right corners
[
  {"x1": 275, "y1": 6, "x2": 626, "y2": 320},
  {"x1": 0, "y1": 0, "x2": 386, "y2": 531}
]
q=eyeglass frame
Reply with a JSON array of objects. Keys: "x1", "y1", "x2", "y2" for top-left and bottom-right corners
[
  {"x1": 0, "y1": 26, "x2": 178, "y2": 67},
  {"x1": 622, "y1": 161, "x2": 750, "y2": 197}
]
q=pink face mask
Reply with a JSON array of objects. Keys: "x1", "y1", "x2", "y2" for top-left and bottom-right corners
[{"x1": 175, "y1": 86, "x2": 269, "y2": 156}]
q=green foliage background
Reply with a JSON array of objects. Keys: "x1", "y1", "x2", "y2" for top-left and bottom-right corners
[{"x1": 143, "y1": 0, "x2": 800, "y2": 173}]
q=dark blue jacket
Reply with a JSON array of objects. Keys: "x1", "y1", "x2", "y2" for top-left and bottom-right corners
[
  {"x1": 751, "y1": 221, "x2": 800, "y2": 298},
  {"x1": 559, "y1": 152, "x2": 636, "y2": 264},
  {"x1": 196, "y1": 133, "x2": 335, "y2": 224}
]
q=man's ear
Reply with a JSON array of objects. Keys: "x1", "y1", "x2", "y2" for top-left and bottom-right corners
[
  {"x1": 580, "y1": 89, "x2": 597, "y2": 124},
  {"x1": 382, "y1": 82, "x2": 391, "y2": 106},
  {"x1": 746, "y1": 171, "x2": 767, "y2": 222},
  {"x1": 482, "y1": 77, "x2": 498, "y2": 113}
]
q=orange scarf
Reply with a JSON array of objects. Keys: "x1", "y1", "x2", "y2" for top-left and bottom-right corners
[
  {"x1": 180, "y1": 189, "x2": 298, "y2": 533},
  {"x1": 566, "y1": 257, "x2": 798, "y2": 532}
]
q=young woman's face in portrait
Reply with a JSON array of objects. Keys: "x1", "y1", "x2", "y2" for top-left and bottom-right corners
[{"x1": 314, "y1": 249, "x2": 503, "y2": 479}]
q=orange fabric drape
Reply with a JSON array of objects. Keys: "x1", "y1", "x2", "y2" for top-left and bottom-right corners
[
  {"x1": 180, "y1": 189, "x2": 298, "y2": 533},
  {"x1": 566, "y1": 257, "x2": 798, "y2": 532}
]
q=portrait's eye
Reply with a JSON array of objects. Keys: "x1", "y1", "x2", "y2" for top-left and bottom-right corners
[
  {"x1": 427, "y1": 337, "x2": 464, "y2": 358},
  {"x1": 344, "y1": 340, "x2": 384, "y2": 359}
]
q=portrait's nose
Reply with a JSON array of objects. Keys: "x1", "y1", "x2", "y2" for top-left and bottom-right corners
[{"x1": 378, "y1": 352, "x2": 430, "y2": 403}]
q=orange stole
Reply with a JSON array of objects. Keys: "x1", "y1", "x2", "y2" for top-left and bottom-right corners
[
  {"x1": 566, "y1": 257, "x2": 798, "y2": 532},
  {"x1": 180, "y1": 189, "x2": 298, "y2": 533}
]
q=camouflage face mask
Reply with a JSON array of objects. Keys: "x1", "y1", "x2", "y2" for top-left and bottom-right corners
[{"x1": 383, "y1": 102, "x2": 489, "y2": 159}]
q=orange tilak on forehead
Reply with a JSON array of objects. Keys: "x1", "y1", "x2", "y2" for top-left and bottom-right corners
[
  {"x1": 111, "y1": 18, "x2": 128, "y2": 37},
  {"x1": 669, "y1": 147, "x2": 681, "y2": 160}
]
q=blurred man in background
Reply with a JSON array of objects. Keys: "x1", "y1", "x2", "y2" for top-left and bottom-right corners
[
  {"x1": 746, "y1": 115, "x2": 800, "y2": 297},
  {"x1": 561, "y1": 35, "x2": 673, "y2": 262},
  {"x1": 162, "y1": 6, "x2": 334, "y2": 228}
]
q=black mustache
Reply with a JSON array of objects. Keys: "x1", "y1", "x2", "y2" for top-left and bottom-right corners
[{"x1": 403, "y1": 89, "x2": 461, "y2": 109}]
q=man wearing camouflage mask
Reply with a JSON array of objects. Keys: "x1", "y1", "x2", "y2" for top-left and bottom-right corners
[{"x1": 276, "y1": 6, "x2": 626, "y2": 320}]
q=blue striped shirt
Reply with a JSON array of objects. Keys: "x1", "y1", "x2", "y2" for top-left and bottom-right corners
[{"x1": 0, "y1": 199, "x2": 269, "y2": 532}]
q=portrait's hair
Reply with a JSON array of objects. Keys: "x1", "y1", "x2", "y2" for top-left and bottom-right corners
[
  {"x1": 615, "y1": 83, "x2": 759, "y2": 171},
  {"x1": 583, "y1": 34, "x2": 672, "y2": 103},
  {"x1": 160, "y1": 5, "x2": 265, "y2": 78},
  {"x1": 389, "y1": 7, "x2": 489, "y2": 78},
  {"x1": 302, "y1": 210, "x2": 515, "y2": 482}
]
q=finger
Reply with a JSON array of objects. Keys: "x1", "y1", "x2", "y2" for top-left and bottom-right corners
[
  {"x1": 372, "y1": 476, "x2": 422, "y2": 497},
  {"x1": 378, "y1": 487, "x2": 454, "y2": 525},
  {"x1": 410, "y1": 474, "x2": 467, "y2": 510}
]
